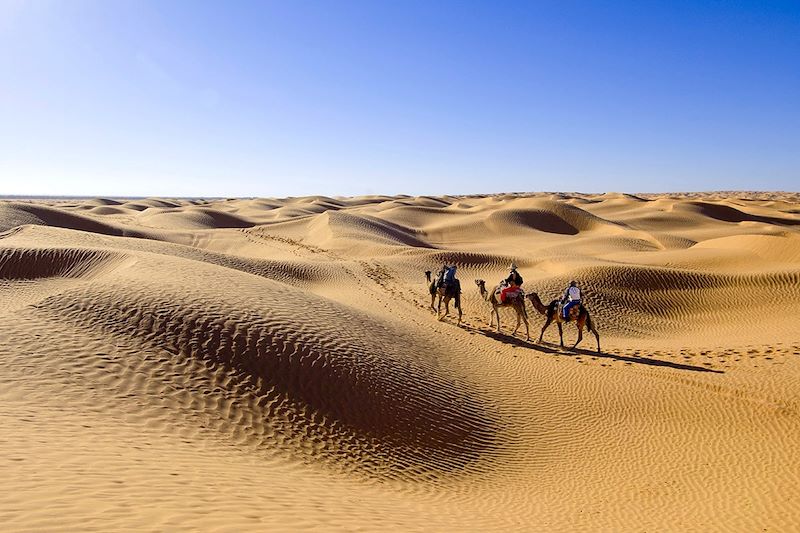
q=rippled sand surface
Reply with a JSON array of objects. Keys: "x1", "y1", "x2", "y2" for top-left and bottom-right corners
[{"x1": 1, "y1": 192, "x2": 799, "y2": 531}]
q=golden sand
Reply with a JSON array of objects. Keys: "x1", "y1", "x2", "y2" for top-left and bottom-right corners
[{"x1": 1, "y1": 192, "x2": 798, "y2": 531}]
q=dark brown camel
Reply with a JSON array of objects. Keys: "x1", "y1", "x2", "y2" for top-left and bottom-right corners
[
  {"x1": 526, "y1": 292, "x2": 600, "y2": 352},
  {"x1": 425, "y1": 270, "x2": 462, "y2": 324},
  {"x1": 475, "y1": 279, "x2": 530, "y2": 340}
]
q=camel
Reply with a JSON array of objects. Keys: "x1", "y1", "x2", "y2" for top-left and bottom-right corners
[
  {"x1": 526, "y1": 292, "x2": 600, "y2": 352},
  {"x1": 474, "y1": 279, "x2": 530, "y2": 340},
  {"x1": 425, "y1": 270, "x2": 462, "y2": 324}
]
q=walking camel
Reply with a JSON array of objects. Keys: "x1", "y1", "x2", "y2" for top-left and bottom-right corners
[
  {"x1": 425, "y1": 270, "x2": 462, "y2": 324},
  {"x1": 474, "y1": 279, "x2": 530, "y2": 340},
  {"x1": 526, "y1": 292, "x2": 600, "y2": 352}
]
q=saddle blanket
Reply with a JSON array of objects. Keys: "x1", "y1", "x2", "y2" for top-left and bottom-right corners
[{"x1": 496, "y1": 288, "x2": 522, "y2": 301}]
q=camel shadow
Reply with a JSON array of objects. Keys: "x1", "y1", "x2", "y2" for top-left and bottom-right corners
[
  {"x1": 465, "y1": 324, "x2": 722, "y2": 374},
  {"x1": 532, "y1": 340, "x2": 723, "y2": 374},
  {"x1": 481, "y1": 329, "x2": 536, "y2": 349}
]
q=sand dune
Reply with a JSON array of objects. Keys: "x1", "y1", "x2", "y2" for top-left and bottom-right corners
[
  {"x1": 0, "y1": 201, "x2": 127, "y2": 236},
  {"x1": 137, "y1": 208, "x2": 256, "y2": 230},
  {"x1": 1, "y1": 192, "x2": 799, "y2": 530}
]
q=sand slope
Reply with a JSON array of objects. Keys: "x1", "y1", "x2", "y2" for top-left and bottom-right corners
[{"x1": 1, "y1": 192, "x2": 799, "y2": 531}]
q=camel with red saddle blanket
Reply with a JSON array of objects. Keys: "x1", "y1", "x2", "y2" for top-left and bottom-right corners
[{"x1": 474, "y1": 279, "x2": 530, "y2": 341}]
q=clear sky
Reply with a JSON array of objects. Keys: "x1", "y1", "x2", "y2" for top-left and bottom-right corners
[{"x1": 1, "y1": 0, "x2": 798, "y2": 197}]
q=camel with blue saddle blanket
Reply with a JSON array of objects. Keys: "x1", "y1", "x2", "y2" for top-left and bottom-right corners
[
  {"x1": 526, "y1": 292, "x2": 601, "y2": 352},
  {"x1": 425, "y1": 268, "x2": 462, "y2": 324}
]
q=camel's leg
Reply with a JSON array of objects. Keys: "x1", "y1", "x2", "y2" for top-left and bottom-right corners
[
  {"x1": 438, "y1": 297, "x2": 450, "y2": 321},
  {"x1": 522, "y1": 311, "x2": 530, "y2": 341},
  {"x1": 587, "y1": 315, "x2": 601, "y2": 353},
  {"x1": 512, "y1": 309, "x2": 521, "y2": 336},
  {"x1": 573, "y1": 320, "x2": 584, "y2": 349},
  {"x1": 557, "y1": 322, "x2": 564, "y2": 348},
  {"x1": 494, "y1": 307, "x2": 501, "y2": 333},
  {"x1": 538, "y1": 316, "x2": 552, "y2": 343},
  {"x1": 455, "y1": 290, "x2": 462, "y2": 325}
]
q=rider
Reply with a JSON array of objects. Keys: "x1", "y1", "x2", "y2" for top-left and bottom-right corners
[
  {"x1": 500, "y1": 263, "x2": 523, "y2": 303},
  {"x1": 443, "y1": 264, "x2": 457, "y2": 287},
  {"x1": 561, "y1": 280, "x2": 581, "y2": 319},
  {"x1": 436, "y1": 264, "x2": 449, "y2": 288},
  {"x1": 437, "y1": 264, "x2": 458, "y2": 289}
]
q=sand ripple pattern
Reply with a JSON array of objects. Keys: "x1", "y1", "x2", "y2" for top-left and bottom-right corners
[{"x1": 31, "y1": 257, "x2": 498, "y2": 480}]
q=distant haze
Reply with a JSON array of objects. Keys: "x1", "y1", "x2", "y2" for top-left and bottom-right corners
[{"x1": 1, "y1": 1, "x2": 798, "y2": 196}]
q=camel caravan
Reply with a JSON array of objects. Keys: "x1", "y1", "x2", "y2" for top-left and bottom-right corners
[{"x1": 427, "y1": 263, "x2": 601, "y2": 352}]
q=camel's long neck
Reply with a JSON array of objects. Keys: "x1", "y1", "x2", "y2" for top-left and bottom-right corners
[
  {"x1": 479, "y1": 285, "x2": 488, "y2": 301},
  {"x1": 529, "y1": 294, "x2": 548, "y2": 315}
]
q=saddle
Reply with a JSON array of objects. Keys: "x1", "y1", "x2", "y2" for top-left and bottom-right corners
[
  {"x1": 439, "y1": 279, "x2": 460, "y2": 294},
  {"x1": 496, "y1": 282, "x2": 524, "y2": 303},
  {"x1": 558, "y1": 302, "x2": 581, "y2": 321},
  {"x1": 508, "y1": 290, "x2": 524, "y2": 302}
]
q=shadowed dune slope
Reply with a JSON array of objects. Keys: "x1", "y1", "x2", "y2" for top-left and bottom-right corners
[
  {"x1": 0, "y1": 246, "x2": 122, "y2": 280},
  {"x1": 0, "y1": 201, "x2": 125, "y2": 235},
  {"x1": 686, "y1": 201, "x2": 800, "y2": 225},
  {"x1": 5, "y1": 243, "x2": 497, "y2": 479},
  {"x1": 485, "y1": 208, "x2": 579, "y2": 235}
]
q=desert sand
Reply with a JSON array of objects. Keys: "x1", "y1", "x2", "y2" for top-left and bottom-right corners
[{"x1": 1, "y1": 192, "x2": 798, "y2": 531}]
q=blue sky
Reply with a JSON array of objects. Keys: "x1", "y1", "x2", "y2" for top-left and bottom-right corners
[{"x1": 1, "y1": 0, "x2": 798, "y2": 197}]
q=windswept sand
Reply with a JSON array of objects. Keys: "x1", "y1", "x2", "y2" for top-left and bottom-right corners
[{"x1": 1, "y1": 192, "x2": 799, "y2": 531}]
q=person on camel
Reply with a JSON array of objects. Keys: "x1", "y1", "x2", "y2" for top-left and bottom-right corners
[
  {"x1": 442, "y1": 264, "x2": 458, "y2": 288},
  {"x1": 499, "y1": 263, "x2": 523, "y2": 304},
  {"x1": 429, "y1": 264, "x2": 461, "y2": 322},
  {"x1": 435, "y1": 264, "x2": 449, "y2": 288},
  {"x1": 561, "y1": 280, "x2": 581, "y2": 320}
]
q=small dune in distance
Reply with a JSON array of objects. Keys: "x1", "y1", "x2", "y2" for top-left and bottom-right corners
[{"x1": 1, "y1": 191, "x2": 799, "y2": 530}]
